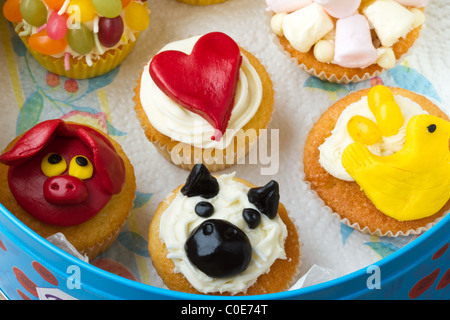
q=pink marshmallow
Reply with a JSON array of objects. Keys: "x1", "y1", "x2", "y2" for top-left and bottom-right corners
[
  {"x1": 313, "y1": 0, "x2": 361, "y2": 18},
  {"x1": 265, "y1": 0, "x2": 313, "y2": 13},
  {"x1": 394, "y1": 0, "x2": 429, "y2": 7},
  {"x1": 334, "y1": 14, "x2": 378, "y2": 69}
]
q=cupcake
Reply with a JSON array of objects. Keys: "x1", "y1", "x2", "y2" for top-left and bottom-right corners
[
  {"x1": 176, "y1": 0, "x2": 228, "y2": 5},
  {"x1": 148, "y1": 164, "x2": 300, "y2": 295},
  {"x1": 3, "y1": 0, "x2": 150, "y2": 79},
  {"x1": 0, "y1": 119, "x2": 136, "y2": 259},
  {"x1": 266, "y1": 0, "x2": 427, "y2": 83},
  {"x1": 134, "y1": 32, "x2": 274, "y2": 172},
  {"x1": 303, "y1": 85, "x2": 450, "y2": 236}
]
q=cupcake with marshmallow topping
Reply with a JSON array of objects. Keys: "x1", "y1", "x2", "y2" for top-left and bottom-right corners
[{"x1": 266, "y1": 0, "x2": 427, "y2": 83}]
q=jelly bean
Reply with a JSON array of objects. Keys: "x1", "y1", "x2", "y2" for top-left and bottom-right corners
[
  {"x1": 68, "y1": 0, "x2": 97, "y2": 23},
  {"x1": 28, "y1": 30, "x2": 67, "y2": 55},
  {"x1": 47, "y1": 11, "x2": 68, "y2": 40},
  {"x1": 121, "y1": 0, "x2": 132, "y2": 8},
  {"x1": 347, "y1": 115, "x2": 382, "y2": 145},
  {"x1": 92, "y1": 0, "x2": 122, "y2": 18},
  {"x1": 3, "y1": 0, "x2": 23, "y2": 23},
  {"x1": 20, "y1": 0, "x2": 47, "y2": 27},
  {"x1": 124, "y1": 2, "x2": 149, "y2": 31},
  {"x1": 374, "y1": 101, "x2": 404, "y2": 137},
  {"x1": 367, "y1": 85, "x2": 395, "y2": 115},
  {"x1": 98, "y1": 16, "x2": 124, "y2": 47},
  {"x1": 43, "y1": 0, "x2": 66, "y2": 10},
  {"x1": 367, "y1": 85, "x2": 404, "y2": 137},
  {"x1": 66, "y1": 22, "x2": 94, "y2": 54}
]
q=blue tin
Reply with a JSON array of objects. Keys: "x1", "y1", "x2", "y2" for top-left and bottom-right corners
[{"x1": 0, "y1": 202, "x2": 448, "y2": 300}]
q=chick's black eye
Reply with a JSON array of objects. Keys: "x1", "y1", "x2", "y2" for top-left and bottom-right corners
[{"x1": 428, "y1": 124, "x2": 437, "y2": 133}]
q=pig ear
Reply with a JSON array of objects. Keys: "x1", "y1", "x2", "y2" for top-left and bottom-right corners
[
  {"x1": 0, "y1": 119, "x2": 67, "y2": 166},
  {"x1": 247, "y1": 180, "x2": 279, "y2": 219},
  {"x1": 181, "y1": 164, "x2": 219, "y2": 199},
  {"x1": 77, "y1": 129, "x2": 125, "y2": 195}
]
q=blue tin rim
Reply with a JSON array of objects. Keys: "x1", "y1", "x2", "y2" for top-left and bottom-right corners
[{"x1": 1, "y1": 202, "x2": 448, "y2": 300}]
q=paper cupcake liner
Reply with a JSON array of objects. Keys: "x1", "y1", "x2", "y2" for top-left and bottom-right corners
[
  {"x1": 80, "y1": 216, "x2": 130, "y2": 260},
  {"x1": 177, "y1": 0, "x2": 228, "y2": 5},
  {"x1": 19, "y1": 34, "x2": 140, "y2": 79},
  {"x1": 265, "y1": 10, "x2": 424, "y2": 84}
]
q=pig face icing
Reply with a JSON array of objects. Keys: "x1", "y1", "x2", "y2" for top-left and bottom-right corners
[{"x1": 0, "y1": 120, "x2": 126, "y2": 226}]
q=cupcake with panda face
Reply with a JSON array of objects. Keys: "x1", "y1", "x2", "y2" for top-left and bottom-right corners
[{"x1": 3, "y1": 0, "x2": 150, "y2": 79}]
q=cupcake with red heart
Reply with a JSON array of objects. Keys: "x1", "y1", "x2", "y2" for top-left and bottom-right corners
[
  {"x1": 134, "y1": 32, "x2": 274, "y2": 171},
  {"x1": 0, "y1": 119, "x2": 136, "y2": 260}
]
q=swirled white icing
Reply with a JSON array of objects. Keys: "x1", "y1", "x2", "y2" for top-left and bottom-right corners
[
  {"x1": 139, "y1": 35, "x2": 263, "y2": 150},
  {"x1": 159, "y1": 173, "x2": 287, "y2": 294},
  {"x1": 319, "y1": 95, "x2": 428, "y2": 181}
]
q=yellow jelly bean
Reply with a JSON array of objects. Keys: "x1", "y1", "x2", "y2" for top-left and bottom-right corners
[
  {"x1": 68, "y1": 0, "x2": 96, "y2": 23},
  {"x1": 124, "y1": 2, "x2": 149, "y2": 31},
  {"x1": 374, "y1": 101, "x2": 405, "y2": 137},
  {"x1": 347, "y1": 115, "x2": 382, "y2": 145},
  {"x1": 367, "y1": 85, "x2": 395, "y2": 115}
]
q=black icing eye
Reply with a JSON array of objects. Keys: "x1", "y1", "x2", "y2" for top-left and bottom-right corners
[
  {"x1": 428, "y1": 124, "x2": 437, "y2": 133},
  {"x1": 185, "y1": 219, "x2": 252, "y2": 278},
  {"x1": 243, "y1": 208, "x2": 261, "y2": 229},
  {"x1": 195, "y1": 201, "x2": 214, "y2": 218},
  {"x1": 75, "y1": 156, "x2": 89, "y2": 166},
  {"x1": 48, "y1": 153, "x2": 63, "y2": 164}
]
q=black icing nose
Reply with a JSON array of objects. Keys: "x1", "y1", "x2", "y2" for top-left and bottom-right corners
[{"x1": 185, "y1": 219, "x2": 252, "y2": 278}]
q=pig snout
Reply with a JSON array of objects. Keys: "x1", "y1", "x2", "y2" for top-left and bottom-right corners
[{"x1": 43, "y1": 175, "x2": 88, "y2": 205}]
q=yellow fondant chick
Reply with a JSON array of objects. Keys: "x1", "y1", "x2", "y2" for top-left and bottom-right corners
[{"x1": 342, "y1": 114, "x2": 450, "y2": 221}]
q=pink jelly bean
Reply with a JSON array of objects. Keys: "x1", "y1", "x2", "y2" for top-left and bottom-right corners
[{"x1": 47, "y1": 11, "x2": 68, "y2": 41}]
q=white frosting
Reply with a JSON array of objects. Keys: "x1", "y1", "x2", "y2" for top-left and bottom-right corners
[
  {"x1": 159, "y1": 173, "x2": 288, "y2": 294},
  {"x1": 140, "y1": 35, "x2": 263, "y2": 150},
  {"x1": 318, "y1": 95, "x2": 428, "y2": 181}
]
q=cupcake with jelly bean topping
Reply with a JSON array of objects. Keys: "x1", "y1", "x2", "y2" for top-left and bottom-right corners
[
  {"x1": 3, "y1": 0, "x2": 150, "y2": 79},
  {"x1": 176, "y1": 0, "x2": 228, "y2": 5},
  {"x1": 266, "y1": 0, "x2": 427, "y2": 83}
]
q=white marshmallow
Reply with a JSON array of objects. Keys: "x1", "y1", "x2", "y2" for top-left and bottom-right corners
[
  {"x1": 363, "y1": 0, "x2": 415, "y2": 47},
  {"x1": 282, "y1": 3, "x2": 334, "y2": 53}
]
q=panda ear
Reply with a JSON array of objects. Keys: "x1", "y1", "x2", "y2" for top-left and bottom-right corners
[
  {"x1": 181, "y1": 164, "x2": 219, "y2": 199},
  {"x1": 247, "y1": 180, "x2": 279, "y2": 219}
]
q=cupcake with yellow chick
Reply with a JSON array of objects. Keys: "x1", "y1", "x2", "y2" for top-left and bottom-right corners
[
  {"x1": 3, "y1": 0, "x2": 150, "y2": 79},
  {"x1": 304, "y1": 85, "x2": 450, "y2": 236}
]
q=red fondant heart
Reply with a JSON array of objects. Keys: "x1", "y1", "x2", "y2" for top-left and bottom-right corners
[{"x1": 149, "y1": 32, "x2": 242, "y2": 139}]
